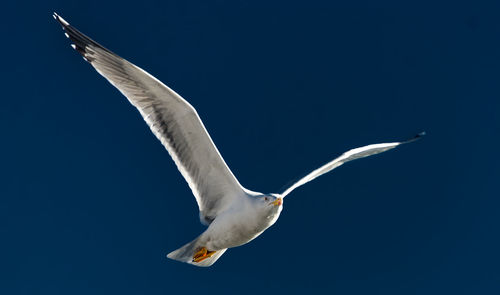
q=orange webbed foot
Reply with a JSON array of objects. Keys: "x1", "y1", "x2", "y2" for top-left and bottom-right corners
[{"x1": 192, "y1": 247, "x2": 216, "y2": 263}]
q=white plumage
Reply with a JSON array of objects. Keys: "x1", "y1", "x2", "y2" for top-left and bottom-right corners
[{"x1": 54, "y1": 13, "x2": 423, "y2": 267}]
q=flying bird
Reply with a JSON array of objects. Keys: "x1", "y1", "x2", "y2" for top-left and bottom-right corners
[{"x1": 53, "y1": 13, "x2": 424, "y2": 267}]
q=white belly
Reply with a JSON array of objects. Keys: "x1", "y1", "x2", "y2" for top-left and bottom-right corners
[{"x1": 201, "y1": 201, "x2": 281, "y2": 250}]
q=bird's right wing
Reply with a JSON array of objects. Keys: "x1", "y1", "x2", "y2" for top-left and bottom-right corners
[
  {"x1": 53, "y1": 13, "x2": 248, "y2": 224},
  {"x1": 280, "y1": 133, "x2": 424, "y2": 197}
]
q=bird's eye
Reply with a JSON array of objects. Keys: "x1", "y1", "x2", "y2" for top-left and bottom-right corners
[{"x1": 264, "y1": 197, "x2": 268, "y2": 201}]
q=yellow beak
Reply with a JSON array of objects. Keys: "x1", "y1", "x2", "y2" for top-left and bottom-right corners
[{"x1": 272, "y1": 198, "x2": 282, "y2": 206}]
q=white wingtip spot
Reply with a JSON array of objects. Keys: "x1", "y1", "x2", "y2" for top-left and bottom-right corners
[
  {"x1": 55, "y1": 14, "x2": 70, "y2": 26},
  {"x1": 71, "y1": 44, "x2": 76, "y2": 50},
  {"x1": 82, "y1": 56, "x2": 89, "y2": 62},
  {"x1": 64, "y1": 32, "x2": 69, "y2": 38}
]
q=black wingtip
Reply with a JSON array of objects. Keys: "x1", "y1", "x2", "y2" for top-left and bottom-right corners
[
  {"x1": 53, "y1": 12, "x2": 70, "y2": 28},
  {"x1": 53, "y1": 12, "x2": 116, "y2": 63},
  {"x1": 402, "y1": 131, "x2": 426, "y2": 144}
]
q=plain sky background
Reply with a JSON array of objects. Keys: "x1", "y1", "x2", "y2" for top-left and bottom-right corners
[{"x1": 1, "y1": 0, "x2": 499, "y2": 294}]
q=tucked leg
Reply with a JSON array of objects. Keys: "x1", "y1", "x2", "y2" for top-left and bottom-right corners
[{"x1": 192, "y1": 247, "x2": 216, "y2": 263}]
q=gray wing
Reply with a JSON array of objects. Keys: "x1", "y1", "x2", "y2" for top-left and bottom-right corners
[
  {"x1": 281, "y1": 133, "x2": 424, "y2": 197},
  {"x1": 54, "y1": 13, "x2": 247, "y2": 224}
]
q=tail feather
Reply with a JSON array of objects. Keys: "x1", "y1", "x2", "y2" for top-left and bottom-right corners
[{"x1": 167, "y1": 236, "x2": 227, "y2": 267}]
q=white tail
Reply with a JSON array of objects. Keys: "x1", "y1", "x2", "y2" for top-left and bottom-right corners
[{"x1": 167, "y1": 236, "x2": 228, "y2": 267}]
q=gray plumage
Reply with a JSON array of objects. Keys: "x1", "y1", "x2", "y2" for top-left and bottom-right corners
[{"x1": 54, "y1": 13, "x2": 423, "y2": 267}]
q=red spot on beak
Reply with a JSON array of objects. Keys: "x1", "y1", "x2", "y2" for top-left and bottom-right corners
[{"x1": 272, "y1": 197, "x2": 282, "y2": 206}]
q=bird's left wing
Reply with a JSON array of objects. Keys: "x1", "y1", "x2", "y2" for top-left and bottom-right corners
[
  {"x1": 280, "y1": 133, "x2": 424, "y2": 197},
  {"x1": 53, "y1": 13, "x2": 248, "y2": 224}
]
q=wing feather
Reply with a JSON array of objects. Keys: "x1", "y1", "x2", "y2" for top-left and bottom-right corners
[
  {"x1": 281, "y1": 133, "x2": 424, "y2": 197},
  {"x1": 54, "y1": 13, "x2": 247, "y2": 223}
]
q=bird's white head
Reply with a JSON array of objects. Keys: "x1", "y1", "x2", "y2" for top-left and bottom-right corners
[{"x1": 257, "y1": 193, "x2": 283, "y2": 220}]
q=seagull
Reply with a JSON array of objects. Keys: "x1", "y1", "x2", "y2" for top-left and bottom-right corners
[{"x1": 53, "y1": 13, "x2": 424, "y2": 267}]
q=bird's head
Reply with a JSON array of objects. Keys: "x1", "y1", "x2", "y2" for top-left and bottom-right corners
[
  {"x1": 261, "y1": 194, "x2": 282, "y2": 206},
  {"x1": 258, "y1": 193, "x2": 283, "y2": 217}
]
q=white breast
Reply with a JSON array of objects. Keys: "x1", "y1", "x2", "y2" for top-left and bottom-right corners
[{"x1": 203, "y1": 196, "x2": 281, "y2": 250}]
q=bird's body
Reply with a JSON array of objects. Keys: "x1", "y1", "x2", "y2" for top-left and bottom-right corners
[
  {"x1": 165, "y1": 192, "x2": 283, "y2": 266},
  {"x1": 198, "y1": 193, "x2": 282, "y2": 250},
  {"x1": 54, "y1": 13, "x2": 423, "y2": 267}
]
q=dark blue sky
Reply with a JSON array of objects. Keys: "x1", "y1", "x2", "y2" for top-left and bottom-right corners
[{"x1": 2, "y1": 0, "x2": 499, "y2": 294}]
